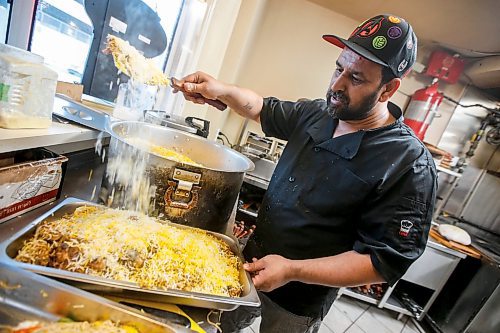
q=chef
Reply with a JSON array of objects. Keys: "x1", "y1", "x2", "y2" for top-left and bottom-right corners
[{"x1": 174, "y1": 14, "x2": 436, "y2": 333}]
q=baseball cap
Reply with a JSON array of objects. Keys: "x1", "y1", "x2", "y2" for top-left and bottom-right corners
[{"x1": 323, "y1": 14, "x2": 417, "y2": 78}]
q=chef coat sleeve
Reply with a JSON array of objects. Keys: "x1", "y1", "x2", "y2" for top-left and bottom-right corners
[
  {"x1": 353, "y1": 162, "x2": 437, "y2": 285},
  {"x1": 260, "y1": 97, "x2": 313, "y2": 141}
]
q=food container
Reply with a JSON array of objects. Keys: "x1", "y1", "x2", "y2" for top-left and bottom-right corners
[
  {"x1": 0, "y1": 262, "x2": 193, "y2": 332},
  {"x1": 0, "y1": 44, "x2": 58, "y2": 129},
  {"x1": 113, "y1": 80, "x2": 157, "y2": 121},
  {"x1": 0, "y1": 148, "x2": 67, "y2": 223},
  {"x1": 0, "y1": 198, "x2": 260, "y2": 311},
  {"x1": 100, "y1": 121, "x2": 254, "y2": 233}
]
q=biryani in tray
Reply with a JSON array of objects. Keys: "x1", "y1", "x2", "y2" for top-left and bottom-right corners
[{"x1": 15, "y1": 206, "x2": 242, "y2": 298}]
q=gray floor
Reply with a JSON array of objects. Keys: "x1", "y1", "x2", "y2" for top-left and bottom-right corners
[{"x1": 242, "y1": 296, "x2": 425, "y2": 333}]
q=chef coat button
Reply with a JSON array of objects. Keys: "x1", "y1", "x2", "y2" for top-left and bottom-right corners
[
  {"x1": 314, "y1": 147, "x2": 320, "y2": 152},
  {"x1": 289, "y1": 176, "x2": 295, "y2": 182}
]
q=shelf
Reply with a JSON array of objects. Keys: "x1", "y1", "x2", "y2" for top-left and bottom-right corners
[
  {"x1": 0, "y1": 94, "x2": 116, "y2": 154},
  {"x1": 383, "y1": 295, "x2": 415, "y2": 317},
  {"x1": 238, "y1": 208, "x2": 258, "y2": 218},
  {"x1": 341, "y1": 288, "x2": 415, "y2": 317},
  {"x1": 0, "y1": 121, "x2": 101, "y2": 154},
  {"x1": 340, "y1": 288, "x2": 380, "y2": 306},
  {"x1": 243, "y1": 174, "x2": 269, "y2": 190},
  {"x1": 436, "y1": 165, "x2": 462, "y2": 178}
]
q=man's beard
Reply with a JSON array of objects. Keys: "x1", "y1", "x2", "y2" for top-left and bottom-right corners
[{"x1": 326, "y1": 89, "x2": 380, "y2": 120}]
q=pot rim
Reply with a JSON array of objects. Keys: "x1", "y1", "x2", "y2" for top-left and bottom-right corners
[{"x1": 107, "y1": 120, "x2": 255, "y2": 173}]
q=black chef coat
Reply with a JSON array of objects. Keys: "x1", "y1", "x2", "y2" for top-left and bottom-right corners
[{"x1": 244, "y1": 97, "x2": 437, "y2": 318}]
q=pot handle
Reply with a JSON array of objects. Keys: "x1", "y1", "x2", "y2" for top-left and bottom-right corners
[
  {"x1": 164, "y1": 180, "x2": 200, "y2": 209},
  {"x1": 185, "y1": 116, "x2": 210, "y2": 138}
]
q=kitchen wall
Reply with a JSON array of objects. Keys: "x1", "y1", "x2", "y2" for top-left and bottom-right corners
[
  {"x1": 186, "y1": 0, "x2": 495, "y2": 150},
  {"x1": 218, "y1": 0, "x2": 358, "y2": 143},
  {"x1": 180, "y1": 0, "x2": 358, "y2": 142}
]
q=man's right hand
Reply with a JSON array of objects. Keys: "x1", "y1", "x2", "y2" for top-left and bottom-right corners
[
  {"x1": 174, "y1": 71, "x2": 227, "y2": 105},
  {"x1": 173, "y1": 71, "x2": 264, "y2": 122}
]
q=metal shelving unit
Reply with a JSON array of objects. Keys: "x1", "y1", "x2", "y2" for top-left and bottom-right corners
[
  {"x1": 238, "y1": 208, "x2": 258, "y2": 218},
  {"x1": 382, "y1": 295, "x2": 414, "y2": 318},
  {"x1": 337, "y1": 240, "x2": 466, "y2": 321},
  {"x1": 338, "y1": 287, "x2": 380, "y2": 306},
  {"x1": 433, "y1": 166, "x2": 463, "y2": 220}
]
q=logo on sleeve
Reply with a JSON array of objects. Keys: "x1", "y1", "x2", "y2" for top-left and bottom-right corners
[{"x1": 399, "y1": 220, "x2": 413, "y2": 237}]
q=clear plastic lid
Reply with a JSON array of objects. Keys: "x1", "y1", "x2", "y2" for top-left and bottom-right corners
[
  {"x1": 0, "y1": 53, "x2": 58, "y2": 79},
  {"x1": 0, "y1": 43, "x2": 44, "y2": 64}
]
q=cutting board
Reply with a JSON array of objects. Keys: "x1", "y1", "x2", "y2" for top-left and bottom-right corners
[{"x1": 430, "y1": 227, "x2": 482, "y2": 259}]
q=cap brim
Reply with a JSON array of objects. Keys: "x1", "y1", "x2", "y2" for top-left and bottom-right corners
[{"x1": 322, "y1": 34, "x2": 388, "y2": 68}]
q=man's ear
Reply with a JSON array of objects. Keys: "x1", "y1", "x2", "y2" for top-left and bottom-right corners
[{"x1": 379, "y1": 78, "x2": 401, "y2": 102}]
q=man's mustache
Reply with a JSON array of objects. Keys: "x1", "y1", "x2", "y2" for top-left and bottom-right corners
[{"x1": 327, "y1": 90, "x2": 349, "y2": 104}]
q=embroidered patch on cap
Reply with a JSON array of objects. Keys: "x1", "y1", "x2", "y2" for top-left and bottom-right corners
[
  {"x1": 355, "y1": 16, "x2": 385, "y2": 38},
  {"x1": 407, "y1": 38, "x2": 413, "y2": 49},
  {"x1": 399, "y1": 220, "x2": 413, "y2": 237},
  {"x1": 372, "y1": 36, "x2": 387, "y2": 49},
  {"x1": 398, "y1": 59, "x2": 409, "y2": 72},
  {"x1": 389, "y1": 16, "x2": 401, "y2": 23},
  {"x1": 388, "y1": 26, "x2": 402, "y2": 39}
]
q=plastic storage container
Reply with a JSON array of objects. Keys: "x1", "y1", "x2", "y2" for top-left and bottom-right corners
[{"x1": 0, "y1": 44, "x2": 58, "y2": 129}]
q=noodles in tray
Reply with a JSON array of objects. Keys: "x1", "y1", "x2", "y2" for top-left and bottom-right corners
[{"x1": 15, "y1": 206, "x2": 242, "y2": 298}]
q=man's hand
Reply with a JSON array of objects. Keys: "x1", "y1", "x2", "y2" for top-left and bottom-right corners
[
  {"x1": 174, "y1": 71, "x2": 227, "y2": 104},
  {"x1": 172, "y1": 71, "x2": 264, "y2": 121},
  {"x1": 245, "y1": 251, "x2": 384, "y2": 292},
  {"x1": 243, "y1": 255, "x2": 294, "y2": 292}
]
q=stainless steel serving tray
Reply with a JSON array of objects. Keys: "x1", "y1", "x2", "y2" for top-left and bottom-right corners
[
  {"x1": 0, "y1": 198, "x2": 260, "y2": 311},
  {"x1": 0, "y1": 262, "x2": 192, "y2": 332},
  {"x1": 53, "y1": 93, "x2": 113, "y2": 132}
]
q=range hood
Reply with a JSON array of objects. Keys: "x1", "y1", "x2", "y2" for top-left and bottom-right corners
[{"x1": 465, "y1": 56, "x2": 500, "y2": 89}]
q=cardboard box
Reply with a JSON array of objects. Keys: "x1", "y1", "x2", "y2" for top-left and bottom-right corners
[
  {"x1": 0, "y1": 149, "x2": 67, "y2": 223},
  {"x1": 56, "y1": 81, "x2": 83, "y2": 102}
]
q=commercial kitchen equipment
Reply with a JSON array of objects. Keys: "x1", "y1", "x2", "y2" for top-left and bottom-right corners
[
  {"x1": 239, "y1": 131, "x2": 285, "y2": 190},
  {"x1": 53, "y1": 93, "x2": 213, "y2": 137},
  {"x1": 336, "y1": 239, "x2": 467, "y2": 320}
]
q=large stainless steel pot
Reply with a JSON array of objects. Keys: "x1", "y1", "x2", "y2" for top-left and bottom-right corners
[{"x1": 99, "y1": 121, "x2": 254, "y2": 233}]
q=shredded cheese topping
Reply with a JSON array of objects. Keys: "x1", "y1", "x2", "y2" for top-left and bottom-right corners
[
  {"x1": 149, "y1": 144, "x2": 202, "y2": 166},
  {"x1": 124, "y1": 137, "x2": 203, "y2": 166},
  {"x1": 15, "y1": 206, "x2": 242, "y2": 297},
  {"x1": 104, "y1": 35, "x2": 170, "y2": 86}
]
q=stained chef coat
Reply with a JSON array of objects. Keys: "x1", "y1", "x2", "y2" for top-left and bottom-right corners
[{"x1": 244, "y1": 97, "x2": 437, "y2": 318}]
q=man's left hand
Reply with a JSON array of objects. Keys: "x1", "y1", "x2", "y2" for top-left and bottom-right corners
[{"x1": 243, "y1": 255, "x2": 293, "y2": 292}]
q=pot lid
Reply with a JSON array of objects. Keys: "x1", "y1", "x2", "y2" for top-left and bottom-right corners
[{"x1": 144, "y1": 110, "x2": 197, "y2": 134}]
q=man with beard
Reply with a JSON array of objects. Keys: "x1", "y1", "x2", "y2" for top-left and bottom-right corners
[{"x1": 174, "y1": 14, "x2": 436, "y2": 333}]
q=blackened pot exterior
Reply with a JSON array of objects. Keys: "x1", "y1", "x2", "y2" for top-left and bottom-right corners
[{"x1": 100, "y1": 121, "x2": 254, "y2": 233}]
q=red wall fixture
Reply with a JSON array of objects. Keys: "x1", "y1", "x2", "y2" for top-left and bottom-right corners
[{"x1": 425, "y1": 50, "x2": 465, "y2": 84}]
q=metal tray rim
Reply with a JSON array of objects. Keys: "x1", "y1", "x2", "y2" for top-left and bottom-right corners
[
  {"x1": 0, "y1": 198, "x2": 260, "y2": 309},
  {"x1": 0, "y1": 262, "x2": 192, "y2": 332}
]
